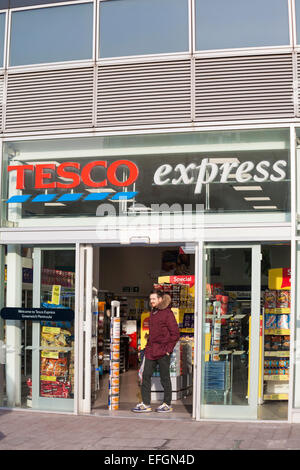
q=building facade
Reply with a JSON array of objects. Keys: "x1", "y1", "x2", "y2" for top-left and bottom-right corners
[{"x1": 0, "y1": 0, "x2": 300, "y2": 422}]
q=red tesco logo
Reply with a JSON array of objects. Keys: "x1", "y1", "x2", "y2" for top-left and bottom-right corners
[{"x1": 7, "y1": 160, "x2": 139, "y2": 190}]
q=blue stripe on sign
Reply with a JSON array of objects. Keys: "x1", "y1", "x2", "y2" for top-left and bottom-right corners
[
  {"x1": 56, "y1": 193, "x2": 83, "y2": 202},
  {"x1": 110, "y1": 192, "x2": 138, "y2": 200},
  {"x1": 84, "y1": 192, "x2": 111, "y2": 201},
  {"x1": 6, "y1": 195, "x2": 31, "y2": 203},
  {"x1": 31, "y1": 194, "x2": 57, "y2": 203}
]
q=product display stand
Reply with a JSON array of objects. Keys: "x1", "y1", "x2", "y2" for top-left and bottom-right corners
[
  {"x1": 263, "y1": 290, "x2": 290, "y2": 401},
  {"x1": 108, "y1": 300, "x2": 121, "y2": 410}
]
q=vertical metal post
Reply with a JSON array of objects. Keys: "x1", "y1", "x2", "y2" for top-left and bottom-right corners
[
  {"x1": 248, "y1": 245, "x2": 261, "y2": 414},
  {"x1": 193, "y1": 241, "x2": 203, "y2": 420},
  {"x1": 32, "y1": 247, "x2": 41, "y2": 409},
  {"x1": 6, "y1": 244, "x2": 22, "y2": 407},
  {"x1": 84, "y1": 245, "x2": 93, "y2": 413},
  {"x1": 74, "y1": 242, "x2": 81, "y2": 414}
]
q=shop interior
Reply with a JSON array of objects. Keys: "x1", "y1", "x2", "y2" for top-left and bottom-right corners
[
  {"x1": 0, "y1": 242, "x2": 291, "y2": 421},
  {"x1": 92, "y1": 243, "x2": 291, "y2": 420},
  {"x1": 92, "y1": 245, "x2": 195, "y2": 418}
]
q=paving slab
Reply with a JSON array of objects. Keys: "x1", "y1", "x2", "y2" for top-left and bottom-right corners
[{"x1": 1, "y1": 409, "x2": 300, "y2": 451}]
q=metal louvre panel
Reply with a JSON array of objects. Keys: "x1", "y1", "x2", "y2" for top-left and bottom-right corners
[
  {"x1": 97, "y1": 60, "x2": 191, "y2": 126},
  {"x1": 297, "y1": 52, "x2": 300, "y2": 117},
  {"x1": 195, "y1": 54, "x2": 294, "y2": 121},
  {"x1": 0, "y1": 74, "x2": 4, "y2": 131},
  {"x1": 5, "y1": 67, "x2": 94, "y2": 131}
]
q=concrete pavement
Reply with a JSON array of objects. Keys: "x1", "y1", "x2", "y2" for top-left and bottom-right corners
[{"x1": 0, "y1": 408, "x2": 300, "y2": 450}]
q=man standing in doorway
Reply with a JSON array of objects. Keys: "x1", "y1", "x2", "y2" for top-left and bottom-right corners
[{"x1": 132, "y1": 290, "x2": 180, "y2": 413}]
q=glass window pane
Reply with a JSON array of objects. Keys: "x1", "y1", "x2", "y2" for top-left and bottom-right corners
[
  {"x1": 0, "y1": 13, "x2": 6, "y2": 67},
  {"x1": 99, "y1": 0, "x2": 189, "y2": 58},
  {"x1": 195, "y1": 0, "x2": 290, "y2": 51},
  {"x1": 202, "y1": 247, "x2": 251, "y2": 411},
  {"x1": 295, "y1": 0, "x2": 300, "y2": 44},
  {"x1": 0, "y1": 245, "x2": 75, "y2": 411},
  {"x1": 10, "y1": 3, "x2": 93, "y2": 66}
]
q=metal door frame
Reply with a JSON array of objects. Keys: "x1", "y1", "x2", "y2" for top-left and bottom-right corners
[
  {"x1": 76, "y1": 243, "x2": 93, "y2": 414},
  {"x1": 76, "y1": 241, "x2": 201, "y2": 417},
  {"x1": 31, "y1": 246, "x2": 75, "y2": 412},
  {"x1": 197, "y1": 242, "x2": 261, "y2": 420}
]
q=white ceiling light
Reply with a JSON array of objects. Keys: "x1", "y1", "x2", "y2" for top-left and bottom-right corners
[
  {"x1": 253, "y1": 206, "x2": 277, "y2": 210},
  {"x1": 244, "y1": 197, "x2": 271, "y2": 201},
  {"x1": 233, "y1": 186, "x2": 263, "y2": 191},
  {"x1": 85, "y1": 188, "x2": 116, "y2": 193},
  {"x1": 208, "y1": 157, "x2": 240, "y2": 164},
  {"x1": 44, "y1": 203, "x2": 66, "y2": 207}
]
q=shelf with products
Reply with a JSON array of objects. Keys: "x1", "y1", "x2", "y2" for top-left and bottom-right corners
[
  {"x1": 203, "y1": 284, "x2": 250, "y2": 405},
  {"x1": 264, "y1": 375, "x2": 289, "y2": 381},
  {"x1": 264, "y1": 393, "x2": 289, "y2": 401},
  {"x1": 262, "y1": 285, "x2": 290, "y2": 402},
  {"x1": 265, "y1": 351, "x2": 289, "y2": 357},
  {"x1": 26, "y1": 322, "x2": 75, "y2": 402},
  {"x1": 40, "y1": 324, "x2": 74, "y2": 399}
]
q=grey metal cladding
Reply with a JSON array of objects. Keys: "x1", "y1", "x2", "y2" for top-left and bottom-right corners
[
  {"x1": 3, "y1": 54, "x2": 297, "y2": 132},
  {"x1": 97, "y1": 60, "x2": 192, "y2": 127},
  {"x1": 0, "y1": 74, "x2": 3, "y2": 131},
  {"x1": 5, "y1": 67, "x2": 94, "y2": 131},
  {"x1": 195, "y1": 54, "x2": 294, "y2": 121}
]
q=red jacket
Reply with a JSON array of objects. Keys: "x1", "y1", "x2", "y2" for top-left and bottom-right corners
[{"x1": 145, "y1": 294, "x2": 180, "y2": 360}]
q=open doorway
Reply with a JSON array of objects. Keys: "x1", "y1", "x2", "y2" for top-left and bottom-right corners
[{"x1": 91, "y1": 245, "x2": 195, "y2": 419}]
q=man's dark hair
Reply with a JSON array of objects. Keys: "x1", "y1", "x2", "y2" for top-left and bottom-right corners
[{"x1": 149, "y1": 289, "x2": 164, "y2": 298}]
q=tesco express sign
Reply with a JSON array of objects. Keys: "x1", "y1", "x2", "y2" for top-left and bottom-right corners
[
  {"x1": 7, "y1": 158, "x2": 287, "y2": 195},
  {"x1": 153, "y1": 158, "x2": 287, "y2": 194}
]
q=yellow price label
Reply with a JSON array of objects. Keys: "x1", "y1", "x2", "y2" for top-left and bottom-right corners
[
  {"x1": 41, "y1": 351, "x2": 59, "y2": 359},
  {"x1": 40, "y1": 375, "x2": 57, "y2": 382},
  {"x1": 51, "y1": 285, "x2": 61, "y2": 305},
  {"x1": 42, "y1": 326, "x2": 60, "y2": 335}
]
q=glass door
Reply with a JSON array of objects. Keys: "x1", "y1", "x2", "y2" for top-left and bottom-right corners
[
  {"x1": 200, "y1": 244, "x2": 261, "y2": 420},
  {"x1": 31, "y1": 246, "x2": 75, "y2": 412}
]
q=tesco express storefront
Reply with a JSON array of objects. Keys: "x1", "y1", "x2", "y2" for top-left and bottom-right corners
[{"x1": 1, "y1": 127, "x2": 299, "y2": 422}]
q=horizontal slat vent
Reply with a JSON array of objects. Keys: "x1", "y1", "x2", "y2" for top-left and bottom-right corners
[
  {"x1": 0, "y1": 75, "x2": 4, "y2": 131},
  {"x1": 195, "y1": 54, "x2": 294, "y2": 121},
  {"x1": 296, "y1": 52, "x2": 300, "y2": 117},
  {"x1": 5, "y1": 68, "x2": 94, "y2": 131},
  {"x1": 97, "y1": 60, "x2": 191, "y2": 126}
]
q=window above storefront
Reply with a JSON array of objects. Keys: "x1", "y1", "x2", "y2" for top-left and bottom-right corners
[
  {"x1": 1, "y1": 128, "x2": 291, "y2": 229},
  {"x1": 195, "y1": 0, "x2": 290, "y2": 51},
  {"x1": 2, "y1": 0, "x2": 294, "y2": 69},
  {"x1": 0, "y1": 12, "x2": 5, "y2": 67},
  {"x1": 9, "y1": 2, "x2": 93, "y2": 66},
  {"x1": 99, "y1": 0, "x2": 189, "y2": 58}
]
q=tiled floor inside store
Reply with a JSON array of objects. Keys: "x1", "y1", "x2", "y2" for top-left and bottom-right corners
[
  {"x1": 92, "y1": 369, "x2": 288, "y2": 421},
  {"x1": 92, "y1": 369, "x2": 193, "y2": 419}
]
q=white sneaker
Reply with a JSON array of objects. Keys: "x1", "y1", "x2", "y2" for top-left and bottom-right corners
[
  {"x1": 155, "y1": 402, "x2": 173, "y2": 413},
  {"x1": 132, "y1": 402, "x2": 152, "y2": 413}
]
